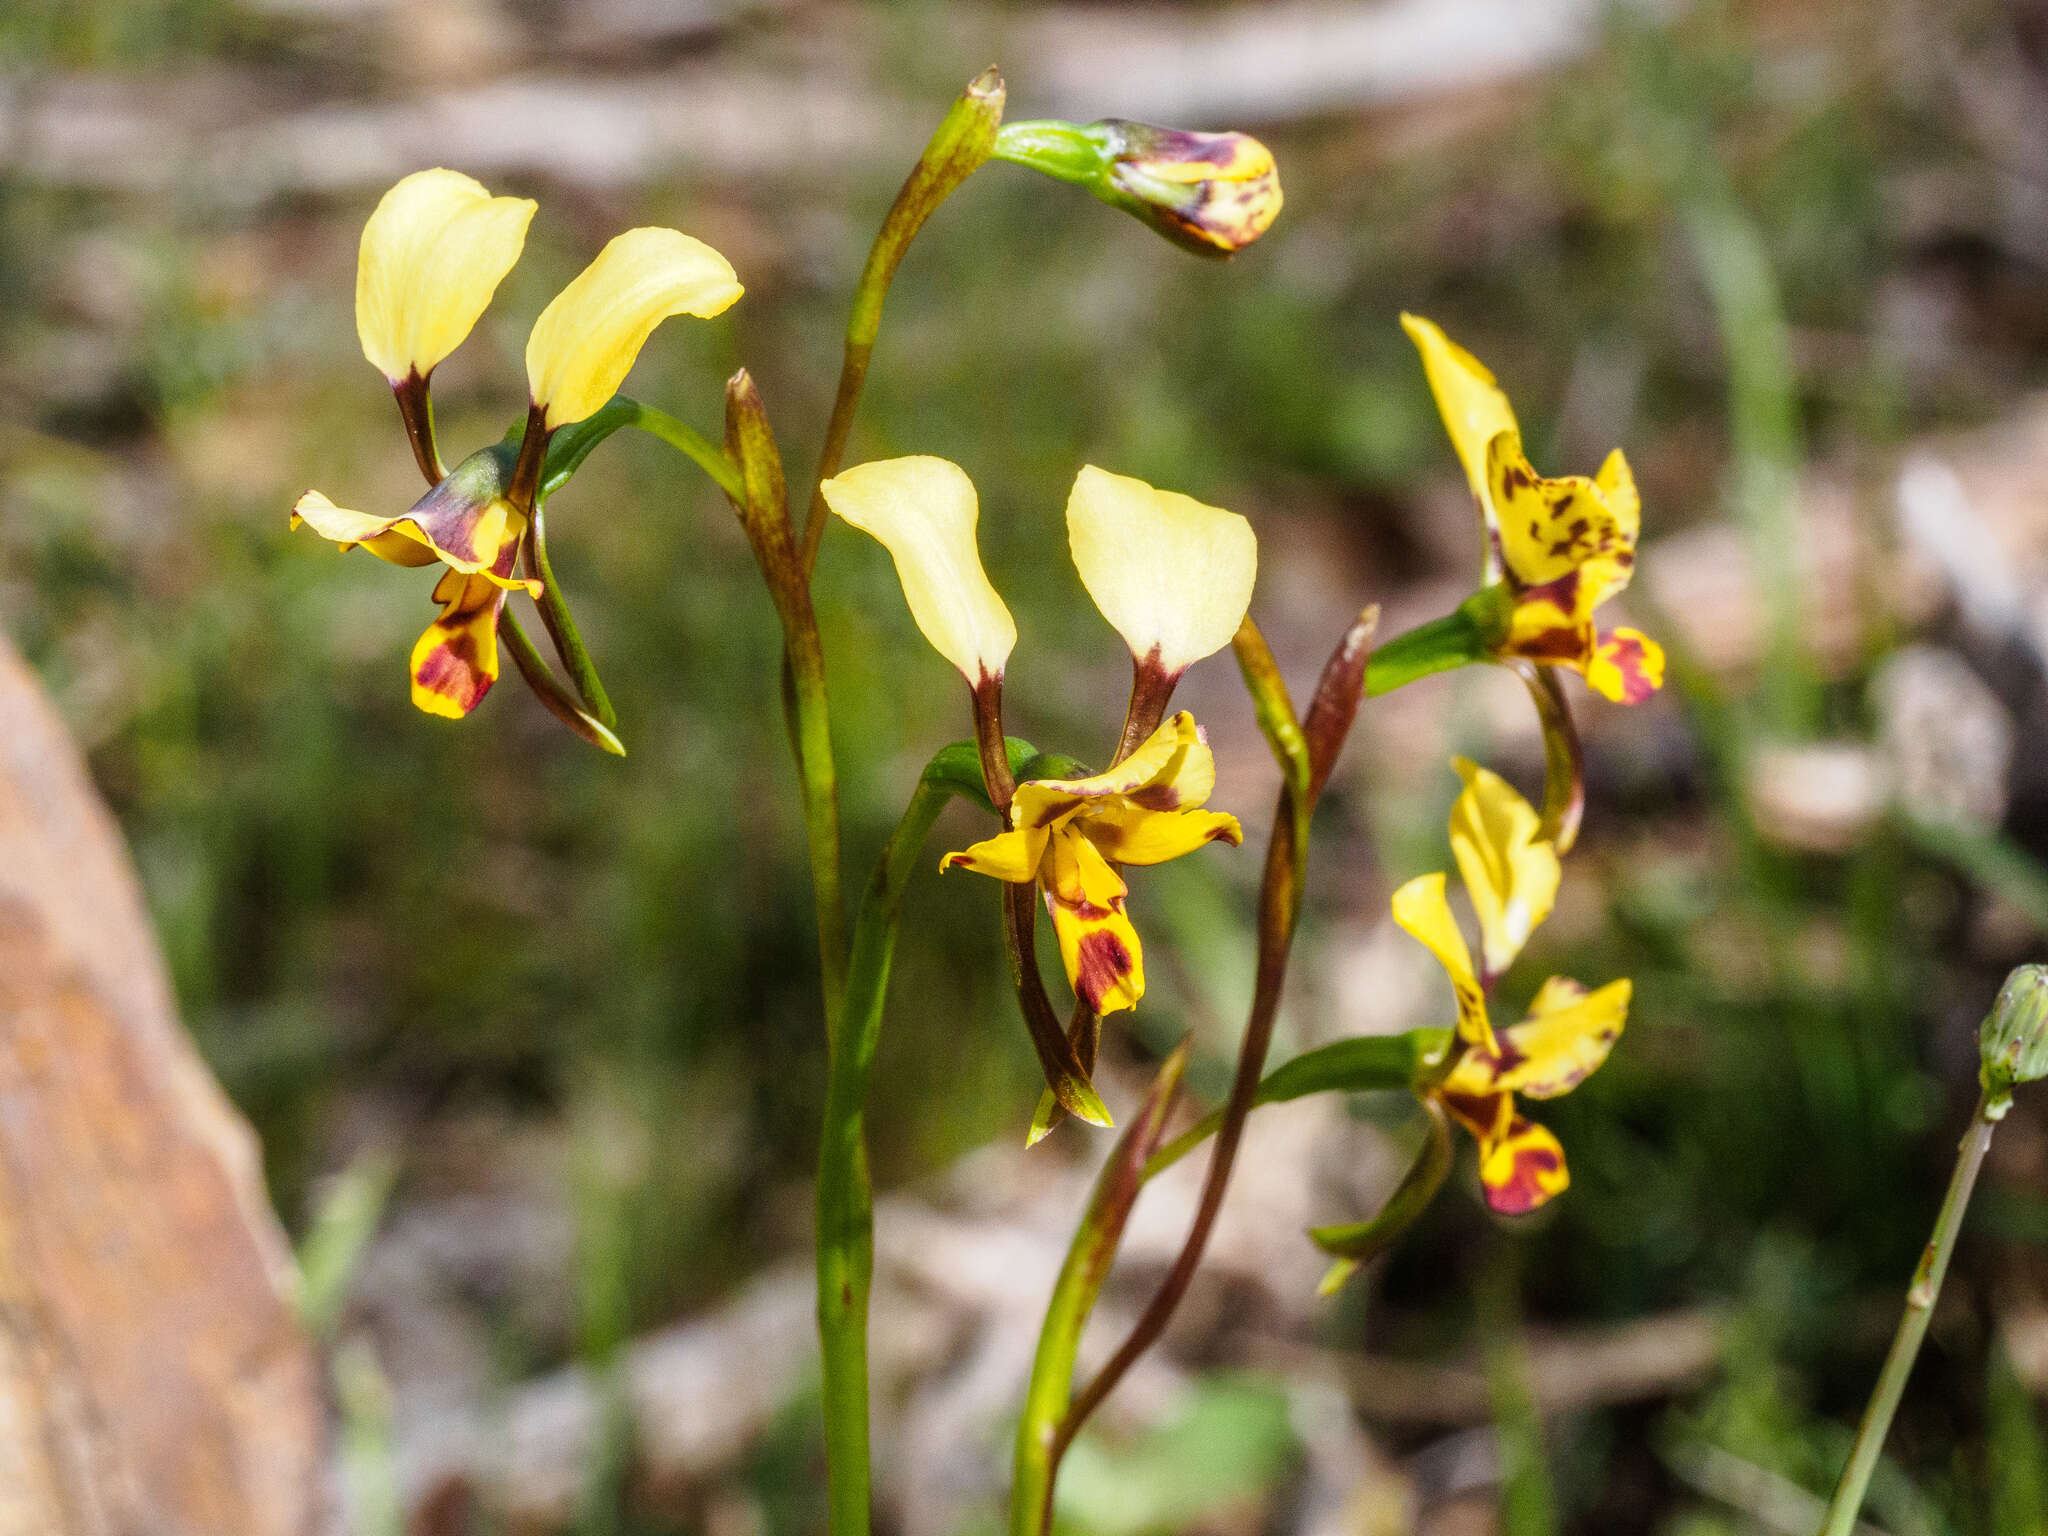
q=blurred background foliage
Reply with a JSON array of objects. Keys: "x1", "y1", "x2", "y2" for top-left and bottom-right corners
[{"x1": 5, "y1": 0, "x2": 2048, "y2": 1531}]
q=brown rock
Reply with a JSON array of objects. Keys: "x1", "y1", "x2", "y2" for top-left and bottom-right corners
[{"x1": 0, "y1": 636, "x2": 329, "y2": 1536}]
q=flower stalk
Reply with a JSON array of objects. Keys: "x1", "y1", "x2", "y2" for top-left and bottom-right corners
[
  {"x1": 1820, "y1": 965, "x2": 2048, "y2": 1536},
  {"x1": 1033, "y1": 610, "x2": 1375, "y2": 1515},
  {"x1": 723, "y1": 371, "x2": 849, "y2": 1023},
  {"x1": 1817, "y1": 1091, "x2": 1997, "y2": 1536},
  {"x1": 799, "y1": 69, "x2": 1006, "y2": 576},
  {"x1": 1011, "y1": 1041, "x2": 1192, "y2": 1536},
  {"x1": 815, "y1": 748, "x2": 991, "y2": 1536}
]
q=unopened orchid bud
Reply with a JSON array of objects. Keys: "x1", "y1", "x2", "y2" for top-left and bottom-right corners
[
  {"x1": 994, "y1": 118, "x2": 1282, "y2": 257},
  {"x1": 1980, "y1": 965, "x2": 2048, "y2": 1112}
]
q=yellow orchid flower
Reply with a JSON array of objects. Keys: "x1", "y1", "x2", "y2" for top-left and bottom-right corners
[
  {"x1": 302, "y1": 170, "x2": 744, "y2": 722},
  {"x1": 1435, "y1": 975, "x2": 1630, "y2": 1214},
  {"x1": 356, "y1": 168, "x2": 535, "y2": 386},
  {"x1": 1066, "y1": 464, "x2": 1257, "y2": 680},
  {"x1": 824, "y1": 456, "x2": 1254, "y2": 1018},
  {"x1": 1394, "y1": 761, "x2": 1627, "y2": 1215},
  {"x1": 1402, "y1": 312, "x2": 1665, "y2": 706},
  {"x1": 293, "y1": 449, "x2": 541, "y2": 718},
  {"x1": 941, "y1": 712, "x2": 1242, "y2": 1014},
  {"x1": 818, "y1": 456, "x2": 1018, "y2": 687},
  {"x1": 526, "y1": 227, "x2": 743, "y2": 431}
]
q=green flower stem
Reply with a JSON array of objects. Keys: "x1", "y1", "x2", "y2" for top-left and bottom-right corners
[
  {"x1": 816, "y1": 771, "x2": 957, "y2": 1536},
  {"x1": 501, "y1": 610, "x2": 625, "y2": 756},
  {"x1": 620, "y1": 398, "x2": 744, "y2": 503},
  {"x1": 798, "y1": 69, "x2": 1006, "y2": 577},
  {"x1": 524, "y1": 500, "x2": 616, "y2": 729},
  {"x1": 1144, "y1": 1029, "x2": 1444, "y2": 1178},
  {"x1": 1819, "y1": 1090, "x2": 1999, "y2": 1536},
  {"x1": 515, "y1": 396, "x2": 742, "y2": 738},
  {"x1": 724, "y1": 372, "x2": 850, "y2": 1025},
  {"x1": 539, "y1": 395, "x2": 741, "y2": 503},
  {"x1": 1011, "y1": 1043, "x2": 1191, "y2": 1536},
  {"x1": 1032, "y1": 616, "x2": 1373, "y2": 1521},
  {"x1": 1311, "y1": 1098, "x2": 1453, "y2": 1295},
  {"x1": 1364, "y1": 602, "x2": 1492, "y2": 697}
]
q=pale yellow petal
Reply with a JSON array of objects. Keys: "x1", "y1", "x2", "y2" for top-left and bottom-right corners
[
  {"x1": 820, "y1": 456, "x2": 1017, "y2": 683},
  {"x1": 292, "y1": 489, "x2": 412, "y2": 549},
  {"x1": 526, "y1": 227, "x2": 743, "y2": 429},
  {"x1": 356, "y1": 168, "x2": 535, "y2": 383},
  {"x1": 1391, "y1": 871, "x2": 1495, "y2": 1054},
  {"x1": 1066, "y1": 464, "x2": 1257, "y2": 674},
  {"x1": 1401, "y1": 313, "x2": 1518, "y2": 539},
  {"x1": 1448, "y1": 756, "x2": 1560, "y2": 979}
]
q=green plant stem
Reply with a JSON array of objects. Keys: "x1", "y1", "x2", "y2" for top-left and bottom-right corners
[
  {"x1": 815, "y1": 773, "x2": 958, "y2": 1536},
  {"x1": 1818, "y1": 1090, "x2": 1999, "y2": 1536},
  {"x1": 798, "y1": 69, "x2": 1005, "y2": 577},
  {"x1": 501, "y1": 610, "x2": 626, "y2": 756},
  {"x1": 1011, "y1": 1044, "x2": 1191, "y2": 1536},
  {"x1": 1144, "y1": 1030, "x2": 1441, "y2": 1178},
  {"x1": 1364, "y1": 595, "x2": 1495, "y2": 697},
  {"x1": 622, "y1": 398, "x2": 744, "y2": 502},
  {"x1": 524, "y1": 499, "x2": 616, "y2": 728},
  {"x1": 1033, "y1": 615, "x2": 1373, "y2": 1520},
  {"x1": 724, "y1": 372, "x2": 850, "y2": 1025}
]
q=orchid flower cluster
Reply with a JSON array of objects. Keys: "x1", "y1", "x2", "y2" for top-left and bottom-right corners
[{"x1": 292, "y1": 66, "x2": 1664, "y2": 1536}]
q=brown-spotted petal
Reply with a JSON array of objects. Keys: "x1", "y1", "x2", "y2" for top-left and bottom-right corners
[
  {"x1": 409, "y1": 568, "x2": 509, "y2": 719},
  {"x1": 1492, "y1": 977, "x2": 1629, "y2": 1100},
  {"x1": 1042, "y1": 827, "x2": 1144, "y2": 1015},
  {"x1": 1477, "y1": 1116, "x2": 1570, "y2": 1215},
  {"x1": 1080, "y1": 804, "x2": 1242, "y2": 867}
]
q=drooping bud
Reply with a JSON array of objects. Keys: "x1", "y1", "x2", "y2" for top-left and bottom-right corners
[
  {"x1": 1980, "y1": 964, "x2": 2048, "y2": 1114},
  {"x1": 993, "y1": 119, "x2": 1282, "y2": 257}
]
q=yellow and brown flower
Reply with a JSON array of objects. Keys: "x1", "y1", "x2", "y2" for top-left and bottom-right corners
[
  {"x1": 293, "y1": 447, "x2": 540, "y2": 718},
  {"x1": 1433, "y1": 974, "x2": 1630, "y2": 1214},
  {"x1": 1403, "y1": 313, "x2": 1665, "y2": 706},
  {"x1": 300, "y1": 167, "x2": 743, "y2": 721},
  {"x1": 941, "y1": 712, "x2": 1243, "y2": 1014},
  {"x1": 1095, "y1": 121, "x2": 1283, "y2": 257},
  {"x1": 1393, "y1": 759, "x2": 1627, "y2": 1214}
]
